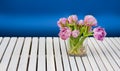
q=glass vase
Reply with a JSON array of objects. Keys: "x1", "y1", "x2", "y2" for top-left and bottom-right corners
[{"x1": 67, "y1": 36, "x2": 87, "y2": 56}]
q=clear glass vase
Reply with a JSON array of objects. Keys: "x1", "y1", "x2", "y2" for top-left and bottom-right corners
[{"x1": 67, "y1": 36, "x2": 87, "y2": 56}]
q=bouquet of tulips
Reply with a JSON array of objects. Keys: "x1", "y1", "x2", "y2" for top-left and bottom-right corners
[{"x1": 57, "y1": 15, "x2": 107, "y2": 56}]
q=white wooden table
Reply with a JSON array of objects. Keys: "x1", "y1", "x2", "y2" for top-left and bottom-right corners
[{"x1": 0, "y1": 37, "x2": 120, "y2": 71}]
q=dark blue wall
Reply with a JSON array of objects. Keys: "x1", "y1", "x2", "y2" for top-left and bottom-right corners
[{"x1": 0, "y1": 0, "x2": 120, "y2": 36}]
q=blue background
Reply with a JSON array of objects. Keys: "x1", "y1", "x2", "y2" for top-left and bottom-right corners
[{"x1": 0, "y1": 0, "x2": 120, "y2": 36}]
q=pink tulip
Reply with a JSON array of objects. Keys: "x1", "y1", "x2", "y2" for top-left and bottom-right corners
[
  {"x1": 68, "y1": 15, "x2": 78, "y2": 23},
  {"x1": 93, "y1": 27, "x2": 106, "y2": 41},
  {"x1": 72, "y1": 30, "x2": 80, "y2": 38},
  {"x1": 59, "y1": 27, "x2": 71, "y2": 40},
  {"x1": 84, "y1": 15, "x2": 97, "y2": 26},
  {"x1": 57, "y1": 18, "x2": 67, "y2": 28},
  {"x1": 78, "y1": 20, "x2": 84, "y2": 25}
]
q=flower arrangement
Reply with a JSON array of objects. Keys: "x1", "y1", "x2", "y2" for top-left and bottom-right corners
[{"x1": 57, "y1": 15, "x2": 107, "y2": 56}]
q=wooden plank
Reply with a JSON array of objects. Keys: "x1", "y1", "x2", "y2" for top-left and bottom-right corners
[
  {"x1": 46, "y1": 37, "x2": 55, "y2": 71},
  {"x1": 38, "y1": 37, "x2": 46, "y2": 71},
  {"x1": 90, "y1": 38, "x2": 114, "y2": 71},
  {"x1": 114, "y1": 37, "x2": 120, "y2": 47},
  {"x1": 109, "y1": 38, "x2": 120, "y2": 51},
  {"x1": 69, "y1": 57, "x2": 78, "y2": 71},
  {"x1": 86, "y1": 44, "x2": 100, "y2": 71},
  {"x1": 0, "y1": 37, "x2": 10, "y2": 61},
  {"x1": 75, "y1": 57, "x2": 85, "y2": 71},
  {"x1": 115, "y1": 37, "x2": 120, "y2": 43},
  {"x1": 65, "y1": 40, "x2": 78, "y2": 71},
  {"x1": 88, "y1": 38, "x2": 107, "y2": 71},
  {"x1": 59, "y1": 38, "x2": 71, "y2": 71},
  {"x1": 0, "y1": 37, "x2": 17, "y2": 71},
  {"x1": 95, "y1": 38, "x2": 120, "y2": 71},
  {"x1": 8, "y1": 37, "x2": 24, "y2": 71},
  {"x1": 18, "y1": 37, "x2": 32, "y2": 71},
  {"x1": 102, "y1": 38, "x2": 120, "y2": 67},
  {"x1": 53, "y1": 37, "x2": 63, "y2": 71},
  {"x1": 28, "y1": 37, "x2": 38, "y2": 71},
  {"x1": 105, "y1": 38, "x2": 120, "y2": 58},
  {"x1": 82, "y1": 55, "x2": 93, "y2": 71},
  {"x1": 0, "y1": 37, "x2": 3, "y2": 44},
  {"x1": 1, "y1": 37, "x2": 120, "y2": 71}
]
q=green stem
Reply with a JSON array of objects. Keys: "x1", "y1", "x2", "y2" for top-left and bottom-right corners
[{"x1": 70, "y1": 36, "x2": 86, "y2": 52}]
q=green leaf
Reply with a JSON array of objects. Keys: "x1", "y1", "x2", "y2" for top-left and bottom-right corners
[{"x1": 84, "y1": 32, "x2": 93, "y2": 37}]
